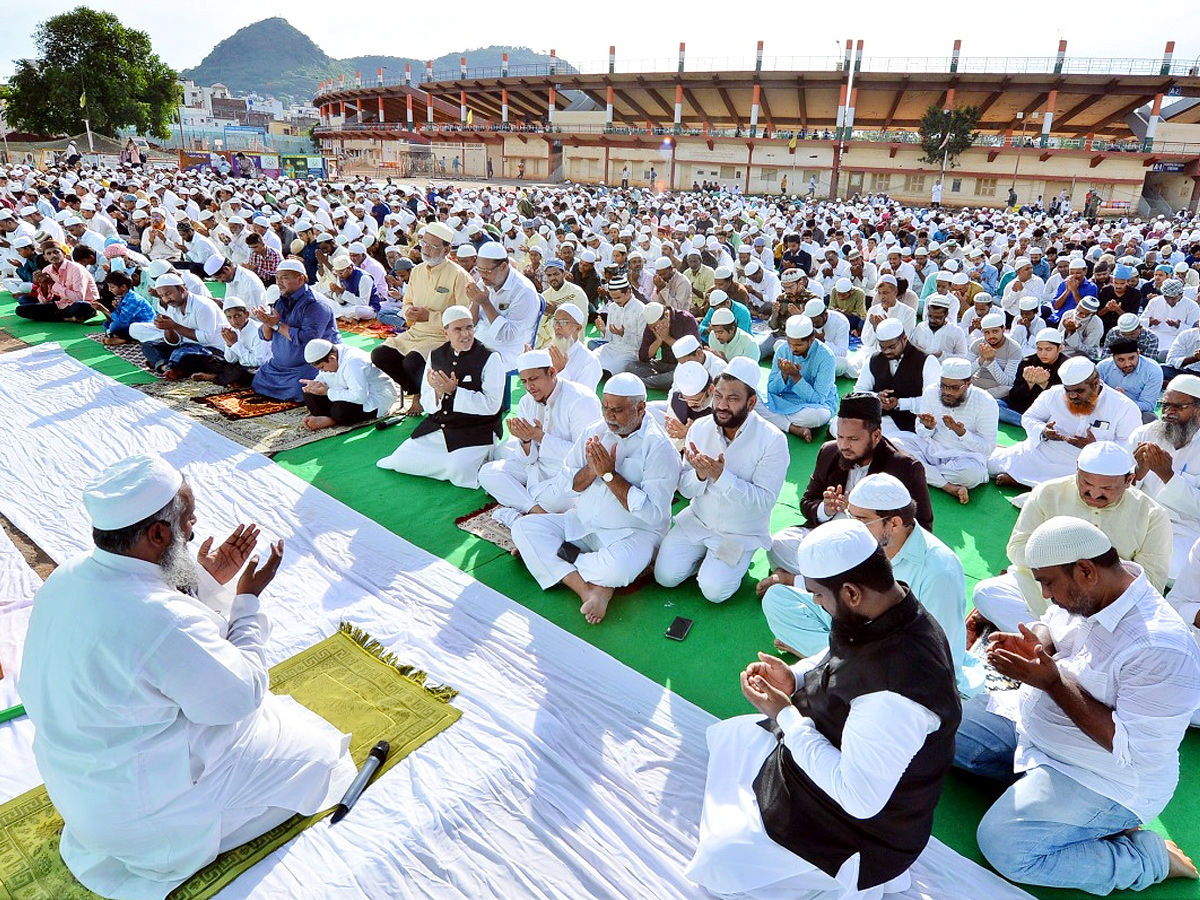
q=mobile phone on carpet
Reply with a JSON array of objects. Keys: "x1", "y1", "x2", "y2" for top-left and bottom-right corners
[{"x1": 665, "y1": 616, "x2": 693, "y2": 641}]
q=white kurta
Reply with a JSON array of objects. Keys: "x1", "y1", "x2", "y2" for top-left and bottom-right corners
[
  {"x1": 893, "y1": 384, "x2": 998, "y2": 489},
  {"x1": 315, "y1": 344, "x2": 398, "y2": 414},
  {"x1": 987, "y1": 384, "x2": 1143, "y2": 488},
  {"x1": 595, "y1": 297, "x2": 646, "y2": 374},
  {"x1": 19, "y1": 549, "x2": 355, "y2": 900},
  {"x1": 227, "y1": 266, "x2": 267, "y2": 312},
  {"x1": 511, "y1": 414, "x2": 681, "y2": 589},
  {"x1": 128, "y1": 292, "x2": 228, "y2": 352},
  {"x1": 474, "y1": 267, "x2": 542, "y2": 372},
  {"x1": 478, "y1": 378, "x2": 601, "y2": 513},
  {"x1": 1142, "y1": 296, "x2": 1200, "y2": 358},
  {"x1": 909, "y1": 321, "x2": 967, "y2": 361},
  {"x1": 654, "y1": 411, "x2": 789, "y2": 602},
  {"x1": 558, "y1": 339, "x2": 603, "y2": 392},
  {"x1": 1129, "y1": 421, "x2": 1200, "y2": 577},
  {"x1": 222, "y1": 320, "x2": 271, "y2": 369}
]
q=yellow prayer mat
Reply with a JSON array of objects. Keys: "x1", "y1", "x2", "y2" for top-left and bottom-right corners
[{"x1": 0, "y1": 623, "x2": 461, "y2": 900}]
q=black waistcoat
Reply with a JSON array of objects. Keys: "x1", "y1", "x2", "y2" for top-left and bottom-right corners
[
  {"x1": 411, "y1": 340, "x2": 503, "y2": 451},
  {"x1": 868, "y1": 343, "x2": 928, "y2": 432},
  {"x1": 752, "y1": 590, "x2": 961, "y2": 890}
]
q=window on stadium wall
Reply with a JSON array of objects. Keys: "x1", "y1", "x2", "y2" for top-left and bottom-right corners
[
  {"x1": 761, "y1": 168, "x2": 777, "y2": 183},
  {"x1": 904, "y1": 174, "x2": 926, "y2": 194},
  {"x1": 870, "y1": 173, "x2": 891, "y2": 192},
  {"x1": 975, "y1": 177, "x2": 998, "y2": 197},
  {"x1": 720, "y1": 165, "x2": 737, "y2": 180},
  {"x1": 951, "y1": 178, "x2": 963, "y2": 193}
]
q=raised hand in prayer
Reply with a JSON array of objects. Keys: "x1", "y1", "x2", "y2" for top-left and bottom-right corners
[
  {"x1": 741, "y1": 661, "x2": 793, "y2": 719},
  {"x1": 405, "y1": 305, "x2": 430, "y2": 323},
  {"x1": 221, "y1": 327, "x2": 238, "y2": 347},
  {"x1": 299, "y1": 378, "x2": 327, "y2": 396},
  {"x1": 508, "y1": 416, "x2": 544, "y2": 444},
  {"x1": 236, "y1": 539, "x2": 285, "y2": 597},
  {"x1": 1040, "y1": 420, "x2": 1065, "y2": 442},
  {"x1": 942, "y1": 414, "x2": 966, "y2": 436},
  {"x1": 822, "y1": 484, "x2": 848, "y2": 517},
  {"x1": 1023, "y1": 365, "x2": 1049, "y2": 387},
  {"x1": 777, "y1": 358, "x2": 801, "y2": 382},
  {"x1": 685, "y1": 443, "x2": 725, "y2": 482},
  {"x1": 917, "y1": 412, "x2": 938, "y2": 430},
  {"x1": 253, "y1": 307, "x2": 280, "y2": 328},
  {"x1": 464, "y1": 280, "x2": 488, "y2": 304},
  {"x1": 1133, "y1": 441, "x2": 1174, "y2": 483},
  {"x1": 153, "y1": 314, "x2": 175, "y2": 331},
  {"x1": 585, "y1": 435, "x2": 616, "y2": 480},
  {"x1": 651, "y1": 316, "x2": 671, "y2": 341},
  {"x1": 664, "y1": 412, "x2": 694, "y2": 440},
  {"x1": 1066, "y1": 427, "x2": 1096, "y2": 449},
  {"x1": 987, "y1": 623, "x2": 1061, "y2": 692},
  {"x1": 877, "y1": 389, "x2": 898, "y2": 411},
  {"x1": 198, "y1": 523, "x2": 262, "y2": 585},
  {"x1": 547, "y1": 344, "x2": 568, "y2": 372},
  {"x1": 977, "y1": 341, "x2": 997, "y2": 362}
]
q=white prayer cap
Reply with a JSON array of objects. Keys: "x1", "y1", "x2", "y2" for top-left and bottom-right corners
[
  {"x1": 644, "y1": 301, "x2": 666, "y2": 324},
  {"x1": 1117, "y1": 313, "x2": 1141, "y2": 333},
  {"x1": 941, "y1": 357, "x2": 973, "y2": 380},
  {"x1": 654, "y1": 256, "x2": 674, "y2": 271},
  {"x1": 1059, "y1": 356, "x2": 1096, "y2": 386},
  {"x1": 477, "y1": 241, "x2": 507, "y2": 261},
  {"x1": 1035, "y1": 326, "x2": 1063, "y2": 345},
  {"x1": 674, "y1": 360, "x2": 710, "y2": 395},
  {"x1": 455, "y1": 244, "x2": 477, "y2": 259},
  {"x1": 62, "y1": 215, "x2": 83, "y2": 227},
  {"x1": 222, "y1": 296, "x2": 247, "y2": 311},
  {"x1": 835, "y1": 277, "x2": 853, "y2": 293},
  {"x1": 673, "y1": 334, "x2": 701, "y2": 357},
  {"x1": 11, "y1": 236, "x2": 33, "y2": 249},
  {"x1": 980, "y1": 312, "x2": 1006, "y2": 330},
  {"x1": 708, "y1": 289, "x2": 729, "y2": 307},
  {"x1": 804, "y1": 298, "x2": 827, "y2": 317},
  {"x1": 714, "y1": 266, "x2": 733, "y2": 279},
  {"x1": 154, "y1": 273, "x2": 184, "y2": 288},
  {"x1": 744, "y1": 260, "x2": 761, "y2": 276},
  {"x1": 781, "y1": 269, "x2": 804, "y2": 284},
  {"x1": 604, "y1": 372, "x2": 647, "y2": 399},
  {"x1": 1025, "y1": 516, "x2": 1112, "y2": 569},
  {"x1": 558, "y1": 303, "x2": 586, "y2": 325},
  {"x1": 579, "y1": 249, "x2": 597, "y2": 264},
  {"x1": 517, "y1": 349, "x2": 553, "y2": 371},
  {"x1": 876, "y1": 274, "x2": 898, "y2": 288},
  {"x1": 348, "y1": 241, "x2": 367, "y2": 254},
  {"x1": 303, "y1": 338, "x2": 335, "y2": 364},
  {"x1": 875, "y1": 318, "x2": 905, "y2": 341},
  {"x1": 927, "y1": 294, "x2": 952, "y2": 309},
  {"x1": 423, "y1": 222, "x2": 455, "y2": 244},
  {"x1": 1013, "y1": 257, "x2": 1032, "y2": 270},
  {"x1": 724, "y1": 355, "x2": 761, "y2": 391},
  {"x1": 441, "y1": 305, "x2": 473, "y2": 326},
  {"x1": 786, "y1": 314, "x2": 814, "y2": 339},
  {"x1": 264, "y1": 284, "x2": 280, "y2": 305},
  {"x1": 972, "y1": 292, "x2": 994, "y2": 306},
  {"x1": 276, "y1": 259, "x2": 306, "y2": 276},
  {"x1": 202, "y1": 254, "x2": 227, "y2": 276},
  {"x1": 252, "y1": 215, "x2": 270, "y2": 227},
  {"x1": 1018, "y1": 296, "x2": 1040, "y2": 311},
  {"x1": 848, "y1": 473, "x2": 912, "y2": 512},
  {"x1": 952, "y1": 272, "x2": 971, "y2": 286},
  {"x1": 84, "y1": 453, "x2": 184, "y2": 531},
  {"x1": 1167, "y1": 373, "x2": 1200, "y2": 399},
  {"x1": 1068, "y1": 257, "x2": 1088, "y2": 269},
  {"x1": 795, "y1": 519, "x2": 879, "y2": 580},
  {"x1": 146, "y1": 259, "x2": 172, "y2": 279},
  {"x1": 710, "y1": 307, "x2": 736, "y2": 327},
  {"x1": 1078, "y1": 441, "x2": 1134, "y2": 476}
]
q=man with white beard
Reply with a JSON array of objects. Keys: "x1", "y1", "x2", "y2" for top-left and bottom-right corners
[
  {"x1": 1130, "y1": 374, "x2": 1200, "y2": 577},
  {"x1": 544, "y1": 302, "x2": 602, "y2": 392},
  {"x1": 19, "y1": 455, "x2": 355, "y2": 900}
]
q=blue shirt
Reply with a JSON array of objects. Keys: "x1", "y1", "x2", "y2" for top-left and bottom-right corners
[
  {"x1": 1097, "y1": 355, "x2": 1163, "y2": 414},
  {"x1": 106, "y1": 292, "x2": 155, "y2": 334},
  {"x1": 699, "y1": 299, "x2": 752, "y2": 339},
  {"x1": 765, "y1": 338, "x2": 839, "y2": 417},
  {"x1": 1050, "y1": 278, "x2": 1098, "y2": 322}
]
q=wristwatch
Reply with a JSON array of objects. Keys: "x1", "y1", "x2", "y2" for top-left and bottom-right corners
[{"x1": 602, "y1": 472, "x2": 614, "y2": 483}]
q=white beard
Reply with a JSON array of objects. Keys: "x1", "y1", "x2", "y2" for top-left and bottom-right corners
[
  {"x1": 550, "y1": 335, "x2": 576, "y2": 354},
  {"x1": 160, "y1": 534, "x2": 201, "y2": 595}
]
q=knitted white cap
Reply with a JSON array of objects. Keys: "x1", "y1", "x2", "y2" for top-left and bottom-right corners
[{"x1": 1025, "y1": 516, "x2": 1112, "y2": 569}]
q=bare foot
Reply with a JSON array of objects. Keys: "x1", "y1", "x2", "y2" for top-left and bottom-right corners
[
  {"x1": 405, "y1": 398, "x2": 423, "y2": 416},
  {"x1": 579, "y1": 584, "x2": 615, "y2": 624},
  {"x1": 190, "y1": 372, "x2": 218, "y2": 382},
  {"x1": 773, "y1": 638, "x2": 804, "y2": 658},
  {"x1": 790, "y1": 425, "x2": 813, "y2": 443},
  {"x1": 940, "y1": 483, "x2": 970, "y2": 504},
  {"x1": 1165, "y1": 840, "x2": 1199, "y2": 879},
  {"x1": 994, "y1": 473, "x2": 1019, "y2": 488},
  {"x1": 302, "y1": 415, "x2": 336, "y2": 431}
]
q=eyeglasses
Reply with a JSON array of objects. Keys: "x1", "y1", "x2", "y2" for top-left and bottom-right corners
[
  {"x1": 849, "y1": 514, "x2": 886, "y2": 526},
  {"x1": 1161, "y1": 401, "x2": 1197, "y2": 412}
]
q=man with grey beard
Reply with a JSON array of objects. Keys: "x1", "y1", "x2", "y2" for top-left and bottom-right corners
[
  {"x1": 1130, "y1": 374, "x2": 1200, "y2": 578},
  {"x1": 19, "y1": 454, "x2": 356, "y2": 899}
]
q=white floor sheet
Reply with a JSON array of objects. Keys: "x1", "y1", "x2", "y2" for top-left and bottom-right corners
[{"x1": 0, "y1": 344, "x2": 1033, "y2": 900}]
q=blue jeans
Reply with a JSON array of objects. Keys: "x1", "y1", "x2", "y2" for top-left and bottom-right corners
[
  {"x1": 996, "y1": 399, "x2": 1024, "y2": 426},
  {"x1": 954, "y1": 696, "x2": 1169, "y2": 894}
]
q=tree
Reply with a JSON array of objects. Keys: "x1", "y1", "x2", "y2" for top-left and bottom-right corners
[
  {"x1": 5, "y1": 7, "x2": 178, "y2": 140},
  {"x1": 918, "y1": 103, "x2": 981, "y2": 170}
]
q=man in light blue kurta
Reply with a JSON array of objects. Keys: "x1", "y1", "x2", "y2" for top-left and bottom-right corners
[
  {"x1": 762, "y1": 472, "x2": 985, "y2": 696},
  {"x1": 251, "y1": 260, "x2": 340, "y2": 402},
  {"x1": 756, "y1": 314, "x2": 839, "y2": 440}
]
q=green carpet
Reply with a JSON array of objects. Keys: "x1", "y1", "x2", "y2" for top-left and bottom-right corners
[{"x1": 5, "y1": 289, "x2": 1199, "y2": 899}]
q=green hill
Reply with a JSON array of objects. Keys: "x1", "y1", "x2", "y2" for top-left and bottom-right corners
[{"x1": 181, "y1": 18, "x2": 566, "y2": 104}]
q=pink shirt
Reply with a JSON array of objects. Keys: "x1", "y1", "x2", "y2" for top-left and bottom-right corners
[{"x1": 48, "y1": 259, "x2": 99, "y2": 308}]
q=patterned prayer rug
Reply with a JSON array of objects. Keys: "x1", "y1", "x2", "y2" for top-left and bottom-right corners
[
  {"x1": 197, "y1": 388, "x2": 302, "y2": 420},
  {"x1": 0, "y1": 330, "x2": 30, "y2": 354},
  {"x1": 0, "y1": 624, "x2": 460, "y2": 900},
  {"x1": 455, "y1": 501, "x2": 518, "y2": 554},
  {"x1": 84, "y1": 331, "x2": 151, "y2": 371},
  {"x1": 339, "y1": 319, "x2": 399, "y2": 341}
]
